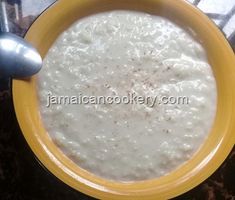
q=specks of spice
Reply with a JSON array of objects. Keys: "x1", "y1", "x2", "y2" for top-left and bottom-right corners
[{"x1": 39, "y1": 11, "x2": 217, "y2": 182}]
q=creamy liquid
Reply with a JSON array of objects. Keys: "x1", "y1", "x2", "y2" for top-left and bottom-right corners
[{"x1": 38, "y1": 11, "x2": 217, "y2": 181}]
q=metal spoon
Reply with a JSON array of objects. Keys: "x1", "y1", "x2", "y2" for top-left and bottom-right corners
[{"x1": 0, "y1": 0, "x2": 42, "y2": 78}]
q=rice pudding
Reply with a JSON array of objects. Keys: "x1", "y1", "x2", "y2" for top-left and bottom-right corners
[{"x1": 38, "y1": 11, "x2": 217, "y2": 181}]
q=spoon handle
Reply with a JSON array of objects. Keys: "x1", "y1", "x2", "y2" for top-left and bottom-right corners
[{"x1": 0, "y1": 0, "x2": 9, "y2": 32}]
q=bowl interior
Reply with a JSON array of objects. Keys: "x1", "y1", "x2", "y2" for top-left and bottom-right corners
[{"x1": 13, "y1": 0, "x2": 235, "y2": 199}]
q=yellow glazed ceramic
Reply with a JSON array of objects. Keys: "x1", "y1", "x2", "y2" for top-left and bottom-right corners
[{"x1": 13, "y1": 0, "x2": 235, "y2": 199}]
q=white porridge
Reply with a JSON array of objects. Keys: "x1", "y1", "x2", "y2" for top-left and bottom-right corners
[{"x1": 38, "y1": 11, "x2": 217, "y2": 181}]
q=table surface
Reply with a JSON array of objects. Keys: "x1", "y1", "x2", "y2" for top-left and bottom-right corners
[{"x1": 0, "y1": 0, "x2": 234, "y2": 199}]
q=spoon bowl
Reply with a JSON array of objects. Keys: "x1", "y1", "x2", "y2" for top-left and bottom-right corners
[{"x1": 0, "y1": 32, "x2": 42, "y2": 78}]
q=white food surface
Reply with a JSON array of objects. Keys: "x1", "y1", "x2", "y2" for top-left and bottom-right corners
[{"x1": 38, "y1": 11, "x2": 217, "y2": 181}]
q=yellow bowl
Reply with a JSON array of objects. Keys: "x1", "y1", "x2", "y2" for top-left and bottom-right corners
[{"x1": 13, "y1": 0, "x2": 235, "y2": 199}]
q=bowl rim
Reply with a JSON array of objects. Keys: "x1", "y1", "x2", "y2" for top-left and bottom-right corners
[{"x1": 13, "y1": 0, "x2": 235, "y2": 199}]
